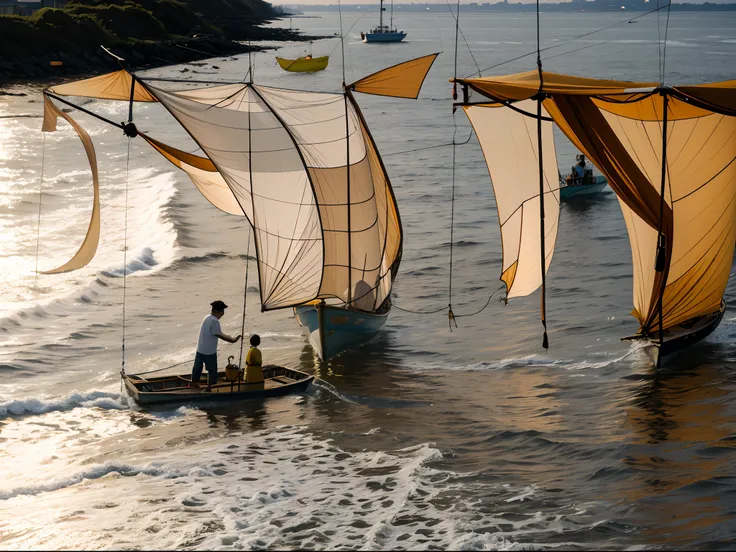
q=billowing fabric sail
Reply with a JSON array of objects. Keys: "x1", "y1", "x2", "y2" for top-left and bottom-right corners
[
  {"x1": 463, "y1": 101, "x2": 560, "y2": 299},
  {"x1": 48, "y1": 70, "x2": 156, "y2": 102},
  {"x1": 454, "y1": 71, "x2": 736, "y2": 333},
  {"x1": 348, "y1": 53, "x2": 439, "y2": 99},
  {"x1": 143, "y1": 82, "x2": 402, "y2": 312},
  {"x1": 139, "y1": 133, "x2": 244, "y2": 216},
  {"x1": 40, "y1": 95, "x2": 101, "y2": 274}
]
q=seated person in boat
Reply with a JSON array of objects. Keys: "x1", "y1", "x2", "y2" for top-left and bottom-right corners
[
  {"x1": 192, "y1": 300, "x2": 242, "y2": 392},
  {"x1": 245, "y1": 334, "x2": 264, "y2": 386},
  {"x1": 566, "y1": 154, "x2": 587, "y2": 186}
]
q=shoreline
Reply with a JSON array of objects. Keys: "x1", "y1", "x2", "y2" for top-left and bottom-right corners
[{"x1": 0, "y1": 27, "x2": 332, "y2": 86}]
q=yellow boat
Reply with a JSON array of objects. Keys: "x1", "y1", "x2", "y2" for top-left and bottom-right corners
[{"x1": 276, "y1": 55, "x2": 329, "y2": 73}]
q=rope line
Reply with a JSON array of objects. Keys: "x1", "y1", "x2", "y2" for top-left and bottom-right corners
[
  {"x1": 121, "y1": 137, "x2": 130, "y2": 376},
  {"x1": 662, "y1": 0, "x2": 673, "y2": 86},
  {"x1": 238, "y1": 226, "x2": 252, "y2": 368},
  {"x1": 383, "y1": 133, "x2": 472, "y2": 157},
  {"x1": 446, "y1": 0, "x2": 482, "y2": 77},
  {"x1": 468, "y1": 3, "x2": 671, "y2": 77},
  {"x1": 129, "y1": 358, "x2": 195, "y2": 376},
  {"x1": 35, "y1": 133, "x2": 46, "y2": 278},
  {"x1": 393, "y1": 284, "x2": 505, "y2": 318}
]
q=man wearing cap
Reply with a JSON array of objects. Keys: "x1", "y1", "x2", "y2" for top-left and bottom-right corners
[{"x1": 191, "y1": 300, "x2": 242, "y2": 392}]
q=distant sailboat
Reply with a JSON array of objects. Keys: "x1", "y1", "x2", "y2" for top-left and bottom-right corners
[
  {"x1": 361, "y1": 0, "x2": 406, "y2": 43},
  {"x1": 453, "y1": 71, "x2": 736, "y2": 365},
  {"x1": 40, "y1": 53, "x2": 438, "y2": 363}
]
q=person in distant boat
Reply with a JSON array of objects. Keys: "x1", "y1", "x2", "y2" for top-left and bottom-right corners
[
  {"x1": 244, "y1": 334, "x2": 264, "y2": 387},
  {"x1": 575, "y1": 154, "x2": 586, "y2": 180},
  {"x1": 191, "y1": 300, "x2": 242, "y2": 392}
]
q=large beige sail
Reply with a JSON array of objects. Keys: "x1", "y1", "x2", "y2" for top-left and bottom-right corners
[
  {"x1": 40, "y1": 95, "x2": 101, "y2": 274},
  {"x1": 145, "y1": 82, "x2": 402, "y2": 311},
  {"x1": 454, "y1": 71, "x2": 736, "y2": 333},
  {"x1": 463, "y1": 100, "x2": 560, "y2": 299},
  {"x1": 41, "y1": 60, "x2": 425, "y2": 311}
]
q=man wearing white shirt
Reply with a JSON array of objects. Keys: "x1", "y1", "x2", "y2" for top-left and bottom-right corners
[{"x1": 191, "y1": 300, "x2": 241, "y2": 392}]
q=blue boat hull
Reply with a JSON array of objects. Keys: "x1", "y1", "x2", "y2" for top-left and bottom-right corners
[
  {"x1": 294, "y1": 304, "x2": 389, "y2": 360},
  {"x1": 362, "y1": 31, "x2": 406, "y2": 43},
  {"x1": 560, "y1": 176, "x2": 608, "y2": 200}
]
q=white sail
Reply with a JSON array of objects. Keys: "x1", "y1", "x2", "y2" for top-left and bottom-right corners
[{"x1": 463, "y1": 100, "x2": 560, "y2": 299}]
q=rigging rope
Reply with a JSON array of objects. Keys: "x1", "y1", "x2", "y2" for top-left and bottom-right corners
[
  {"x1": 238, "y1": 226, "x2": 252, "y2": 369},
  {"x1": 657, "y1": 0, "x2": 662, "y2": 85},
  {"x1": 121, "y1": 137, "x2": 131, "y2": 377},
  {"x1": 469, "y1": 3, "x2": 671, "y2": 77},
  {"x1": 661, "y1": 0, "x2": 673, "y2": 85},
  {"x1": 338, "y1": 0, "x2": 346, "y2": 86},
  {"x1": 445, "y1": 0, "x2": 481, "y2": 77},
  {"x1": 447, "y1": 0, "x2": 461, "y2": 332},
  {"x1": 382, "y1": 133, "x2": 472, "y2": 157},
  {"x1": 129, "y1": 358, "x2": 195, "y2": 377},
  {"x1": 35, "y1": 133, "x2": 46, "y2": 279},
  {"x1": 393, "y1": 285, "x2": 505, "y2": 318}
]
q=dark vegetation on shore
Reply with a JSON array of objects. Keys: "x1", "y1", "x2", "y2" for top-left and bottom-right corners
[{"x1": 0, "y1": 0, "x2": 311, "y2": 81}]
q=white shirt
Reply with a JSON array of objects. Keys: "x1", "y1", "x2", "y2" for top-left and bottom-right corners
[{"x1": 197, "y1": 314, "x2": 222, "y2": 355}]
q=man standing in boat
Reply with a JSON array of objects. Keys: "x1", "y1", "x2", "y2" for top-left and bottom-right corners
[{"x1": 191, "y1": 300, "x2": 242, "y2": 392}]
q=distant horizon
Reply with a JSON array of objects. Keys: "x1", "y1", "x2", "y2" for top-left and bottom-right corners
[{"x1": 272, "y1": 0, "x2": 736, "y2": 5}]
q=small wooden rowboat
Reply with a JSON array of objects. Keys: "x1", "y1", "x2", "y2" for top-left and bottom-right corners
[
  {"x1": 276, "y1": 56, "x2": 329, "y2": 73},
  {"x1": 124, "y1": 365, "x2": 314, "y2": 405}
]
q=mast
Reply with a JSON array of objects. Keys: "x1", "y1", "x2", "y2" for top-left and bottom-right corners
[
  {"x1": 536, "y1": 0, "x2": 549, "y2": 350},
  {"x1": 390, "y1": 0, "x2": 394, "y2": 29},
  {"x1": 380, "y1": 0, "x2": 384, "y2": 29},
  {"x1": 345, "y1": 92, "x2": 353, "y2": 306}
]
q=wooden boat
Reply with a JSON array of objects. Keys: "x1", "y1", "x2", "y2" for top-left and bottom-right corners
[
  {"x1": 623, "y1": 302, "x2": 726, "y2": 366},
  {"x1": 276, "y1": 55, "x2": 329, "y2": 73},
  {"x1": 559, "y1": 175, "x2": 608, "y2": 200},
  {"x1": 124, "y1": 365, "x2": 314, "y2": 405},
  {"x1": 294, "y1": 300, "x2": 390, "y2": 361}
]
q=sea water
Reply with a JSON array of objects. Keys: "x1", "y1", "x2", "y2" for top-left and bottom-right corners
[{"x1": 1, "y1": 10, "x2": 735, "y2": 550}]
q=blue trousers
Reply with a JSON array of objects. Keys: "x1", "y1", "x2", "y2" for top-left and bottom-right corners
[{"x1": 192, "y1": 352, "x2": 218, "y2": 386}]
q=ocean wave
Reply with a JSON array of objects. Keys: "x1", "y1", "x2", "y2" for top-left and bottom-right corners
[
  {"x1": 0, "y1": 390, "x2": 130, "y2": 420},
  {"x1": 100, "y1": 246, "x2": 159, "y2": 278},
  {"x1": 0, "y1": 462, "x2": 172, "y2": 501}
]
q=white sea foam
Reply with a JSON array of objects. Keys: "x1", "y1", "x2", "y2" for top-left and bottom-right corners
[
  {"x1": 0, "y1": 390, "x2": 129, "y2": 420},
  {"x1": 0, "y1": 462, "x2": 172, "y2": 500},
  {"x1": 0, "y1": 425, "x2": 582, "y2": 550}
]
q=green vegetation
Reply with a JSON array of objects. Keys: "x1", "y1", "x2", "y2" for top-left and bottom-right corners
[{"x1": 0, "y1": 0, "x2": 296, "y2": 79}]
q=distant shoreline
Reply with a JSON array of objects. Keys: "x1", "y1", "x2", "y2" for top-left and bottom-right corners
[
  {"x1": 0, "y1": 0, "x2": 326, "y2": 84},
  {"x1": 281, "y1": 2, "x2": 736, "y2": 13}
]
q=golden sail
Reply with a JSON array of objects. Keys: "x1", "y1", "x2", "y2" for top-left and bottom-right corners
[{"x1": 453, "y1": 71, "x2": 736, "y2": 363}]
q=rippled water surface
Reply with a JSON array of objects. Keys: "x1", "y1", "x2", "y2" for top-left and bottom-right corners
[{"x1": 1, "y1": 10, "x2": 736, "y2": 550}]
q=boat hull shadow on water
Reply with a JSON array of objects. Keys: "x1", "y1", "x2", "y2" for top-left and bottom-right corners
[
  {"x1": 624, "y1": 302, "x2": 726, "y2": 366},
  {"x1": 124, "y1": 366, "x2": 314, "y2": 405},
  {"x1": 294, "y1": 303, "x2": 389, "y2": 361}
]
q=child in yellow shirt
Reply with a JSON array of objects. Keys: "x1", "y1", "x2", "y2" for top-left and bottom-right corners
[{"x1": 244, "y1": 334, "x2": 264, "y2": 385}]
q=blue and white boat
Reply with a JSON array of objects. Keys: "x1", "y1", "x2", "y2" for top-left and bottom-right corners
[
  {"x1": 559, "y1": 175, "x2": 608, "y2": 200},
  {"x1": 294, "y1": 300, "x2": 391, "y2": 361},
  {"x1": 361, "y1": 0, "x2": 406, "y2": 43}
]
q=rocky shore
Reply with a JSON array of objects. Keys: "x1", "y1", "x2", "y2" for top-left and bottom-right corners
[{"x1": 0, "y1": 0, "x2": 317, "y2": 83}]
